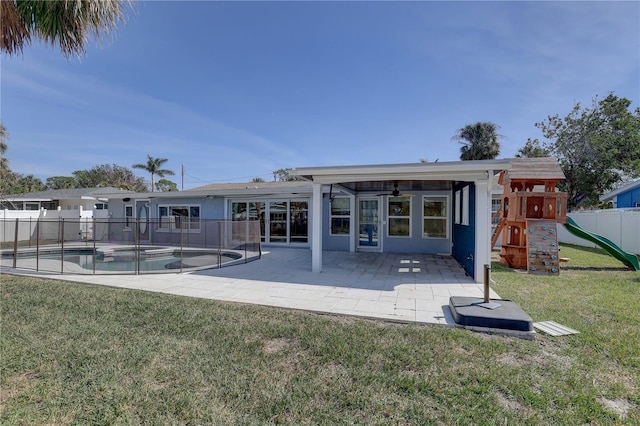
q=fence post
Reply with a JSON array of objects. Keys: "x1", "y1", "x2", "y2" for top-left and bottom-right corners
[
  {"x1": 61, "y1": 219, "x2": 65, "y2": 274},
  {"x1": 93, "y1": 218, "x2": 96, "y2": 275},
  {"x1": 29, "y1": 217, "x2": 32, "y2": 248},
  {"x1": 36, "y1": 219, "x2": 40, "y2": 271},
  {"x1": 136, "y1": 219, "x2": 140, "y2": 275},
  {"x1": 218, "y1": 221, "x2": 222, "y2": 269},
  {"x1": 245, "y1": 219, "x2": 248, "y2": 263},
  {"x1": 180, "y1": 220, "x2": 184, "y2": 274},
  {"x1": 12, "y1": 218, "x2": 18, "y2": 268}
]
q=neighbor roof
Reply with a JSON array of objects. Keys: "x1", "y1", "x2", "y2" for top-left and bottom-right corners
[
  {"x1": 4, "y1": 187, "x2": 136, "y2": 202},
  {"x1": 600, "y1": 179, "x2": 640, "y2": 201}
]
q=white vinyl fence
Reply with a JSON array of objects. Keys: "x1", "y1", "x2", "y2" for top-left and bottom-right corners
[{"x1": 558, "y1": 209, "x2": 640, "y2": 255}]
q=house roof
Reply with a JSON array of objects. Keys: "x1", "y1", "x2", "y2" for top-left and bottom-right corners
[
  {"x1": 3, "y1": 187, "x2": 136, "y2": 202},
  {"x1": 48, "y1": 159, "x2": 565, "y2": 201},
  {"x1": 102, "y1": 181, "x2": 314, "y2": 200},
  {"x1": 600, "y1": 179, "x2": 640, "y2": 201},
  {"x1": 292, "y1": 158, "x2": 513, "y2": 192},
  {"x1": 188, "y1": 181, "x2": 309, "y2": 192}
]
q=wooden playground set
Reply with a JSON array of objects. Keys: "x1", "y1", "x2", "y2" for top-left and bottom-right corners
[{"x1": 490, "y1": 158, "x2": 639, "y2": 274}]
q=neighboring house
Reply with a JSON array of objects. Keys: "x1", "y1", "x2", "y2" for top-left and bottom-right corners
[
  {"x1": 599, "y1": 180, "x2": 640, "y2": 208},
  {"x1": 104, "y1": 159, "x2": 522, "y2": 282},
  {"x1": 0, "y1": 187, "x2": 135, "y2": 219}
]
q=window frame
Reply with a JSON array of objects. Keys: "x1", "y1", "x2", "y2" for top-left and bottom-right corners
[
  {"x1": 454, "y1": 190, "x2": 461, "y2": 224},
  {"x1": 124, "y1": 205, "x2": 133, "y2": 229},
  {"x1": 387, "y1": 196, "x2": 412, "y2": 238},
  {"x1": 422, "y1": 195, "x2": 449, "y2": 239},
  {"x1": 330, "y1": 197, "x2": 351, "y2": 236},
  {"x1": 157, "y1": 204, "x2": 201, "y2": 232},
  {"x1": 462, "y1": 186, "x2": 470, "y2": 226}
]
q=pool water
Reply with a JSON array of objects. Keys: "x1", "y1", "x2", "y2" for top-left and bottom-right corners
[{"x1": 34, "y1": 248, "x2": 241, "y2": 272}]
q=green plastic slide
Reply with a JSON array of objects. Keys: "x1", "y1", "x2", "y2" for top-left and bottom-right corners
[{"x1": 563, "y1": 217, "x2": 640, "y2": 271}]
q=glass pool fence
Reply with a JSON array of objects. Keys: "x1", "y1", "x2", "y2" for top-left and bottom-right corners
[{"x1": 0, "y1": 218, "x2": 261, "y2": 275}]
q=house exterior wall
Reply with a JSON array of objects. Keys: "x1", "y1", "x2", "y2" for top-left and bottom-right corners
[
  {"x1": 452, "y1": 182, "x2": 476, "y2": 277},
  {"x1": 322, "y1": 190, "x2": 453, "y2": 255},
  {"x1": 323, "y1": 196, "x2": 351, "y2": 251},
  {"x1": 616, "y1": 187, "x2": 640, "y2": 208},
  {"x1": 381, "y1": 191, "x2": 451, "y2": 254}
]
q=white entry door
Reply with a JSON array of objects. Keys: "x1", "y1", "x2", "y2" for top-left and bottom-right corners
[{"x1": 357, "y1": 198, "x2": 381, "y2": 251}]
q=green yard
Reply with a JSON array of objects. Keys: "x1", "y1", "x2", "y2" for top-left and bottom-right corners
[{"x1": 1, "y1": 244, "x2": 638, "y2": 424}]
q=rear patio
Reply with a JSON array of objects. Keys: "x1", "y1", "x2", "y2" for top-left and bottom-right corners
[{"x1": 3, "y1": 247, "x2": 499, "y2": 325}]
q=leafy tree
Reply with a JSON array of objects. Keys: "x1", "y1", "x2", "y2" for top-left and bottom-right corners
[
  {"x1": 73, "y1": 164, "x2": 147, "y2": 192},
  {"x1": 536, "y1": 93, "x2": 640, "y2": 209},
  {"x1": 1, "y1": 0, "x2": 132, "y2": 58},
  {"x1": 0, "y1": 122, "x2": 20, "y2": 196},
  {"x1": 515, "y1": 138, "x2": 552, "y2": 158},
  {"x1": 155, "y1": 178, "x2": 178, "y2": 192},
  {"x1": 132, "y1": 155, "x2": 175, "y2": 192},
  {"x1": 0, "y1": 122, "x2": 9, "y2": 177},
  {"x1": 251, "y1": 177, "x2": 265, "y2": 183},
  {"x1": 46, "y1": 176, "x2": 76, "y2": 190},
  {"x1": 452, "y1": 122, "x2": 502, "y2": 161},
  {"x1": 0, "y1": 122, "x2": 7, "y2": 160},
  {"x1": 14, "y1": 174, "x2": 45, "y2": 193},
  {"x1": 273, "y1": 168, "x2": 303, "y2": 182}
]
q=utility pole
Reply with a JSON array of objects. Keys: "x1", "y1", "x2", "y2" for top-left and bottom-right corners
[{"x1": 181, "y1": 164, "x2": 184, "y2": 191}]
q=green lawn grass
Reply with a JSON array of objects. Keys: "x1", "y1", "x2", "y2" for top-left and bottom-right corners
[{"x1": 1, "y1": 244, "x2": 638, "y2": 424}]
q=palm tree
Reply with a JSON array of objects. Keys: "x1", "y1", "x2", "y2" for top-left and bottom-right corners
[
  {"x1": 452, "y1": 122, "x2": 502, "y2": 161},
  {"x1": 17, "y1": 174, "x2": 46, "y2": 193},
  {"x1": 132, "y1": 155, "x2": 175, "y2": 192},
  {"x1": 1, "y1": 0, "x2": 132, "y2": 58},
  {"x1": 0, "y1": 122, "x2": 8, "y2": 169}
]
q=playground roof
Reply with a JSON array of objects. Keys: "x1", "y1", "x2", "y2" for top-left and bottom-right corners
[{"x1": 501, "y1": 157, "x2": 565, "y2": 182}]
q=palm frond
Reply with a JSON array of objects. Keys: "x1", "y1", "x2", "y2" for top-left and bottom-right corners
[
  {"x1": 4, "y1": 0, "x2": 133, "y2": 58},
  {"x1": 1, "y1": 0, "x2": 30, "y2": 55}
]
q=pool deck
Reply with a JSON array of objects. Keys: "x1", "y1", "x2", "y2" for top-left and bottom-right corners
[{"x1": 2, "y1": 248, "x2": 500, "y2": 326}]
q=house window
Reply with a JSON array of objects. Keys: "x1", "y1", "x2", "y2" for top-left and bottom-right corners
[
  {"x1": 231, "y1": 202, "x2": 248, "y2": 220},
  {"x1": 462, "y1": 186, "x2": 470, "y2": 226},
  {"x1": 269, "y1": 201, "x2": 288, "y2": 243},
  {"x1": 388, "y1": 197, "x2": 411, "y2": 237},
  {"x1": 423, "y1": 196, "x2": 448, "y2": 239},
  {"x1": 290, "y1": 201, "x2": 308, "y2": 243},
  {"x1": 125, "y1": 205, "x2": 133, "y2": 228},
  {"x1": 95, "y1": 203, "x2": 108, "y2": 210},
  {"x1": 454, "y1": 190, "x2": 461, "y2": 224},
  {"x1": 158, "y1": 205, "x2": 200, "y2": 231},
  {"x1": 330, "y1": 197, "x2": 350, "y2": 235},
  {"x1": 231, "y1": 201, "x2": 266, "y2": 242},
  {"x1": 491, "y1": 198, "x2": 502, "y2": 225}
]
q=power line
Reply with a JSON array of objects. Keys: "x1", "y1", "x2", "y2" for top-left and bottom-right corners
[{"x1": 182, "y1": 171, "x2": 276, "y2": 185}]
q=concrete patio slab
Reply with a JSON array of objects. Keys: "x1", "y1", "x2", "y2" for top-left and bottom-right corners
[{"x1": 2, "y1": 248, "x2": 500, "y2": 326}]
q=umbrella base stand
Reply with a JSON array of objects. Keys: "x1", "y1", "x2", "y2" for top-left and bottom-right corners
[{"x1": 449, "y1": 296, "x2": 535, "y2": 340}]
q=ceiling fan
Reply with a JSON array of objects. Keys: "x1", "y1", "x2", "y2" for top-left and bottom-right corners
[{"x1": 379, "y1": 183, "x2": 415, "y2": 198}]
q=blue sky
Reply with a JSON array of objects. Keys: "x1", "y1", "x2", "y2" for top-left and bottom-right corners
[{"x1": 2, "y1": 1, "x2": 638, "y2": 189}]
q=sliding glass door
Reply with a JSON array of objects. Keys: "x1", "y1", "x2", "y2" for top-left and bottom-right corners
[{"x1": 231, "y1": 199, "x2": 308, "y2": 245}]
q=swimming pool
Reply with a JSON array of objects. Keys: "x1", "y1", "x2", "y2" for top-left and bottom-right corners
[{"x1": 2, "y1": 245, "x2": 250, "y2": 274}]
